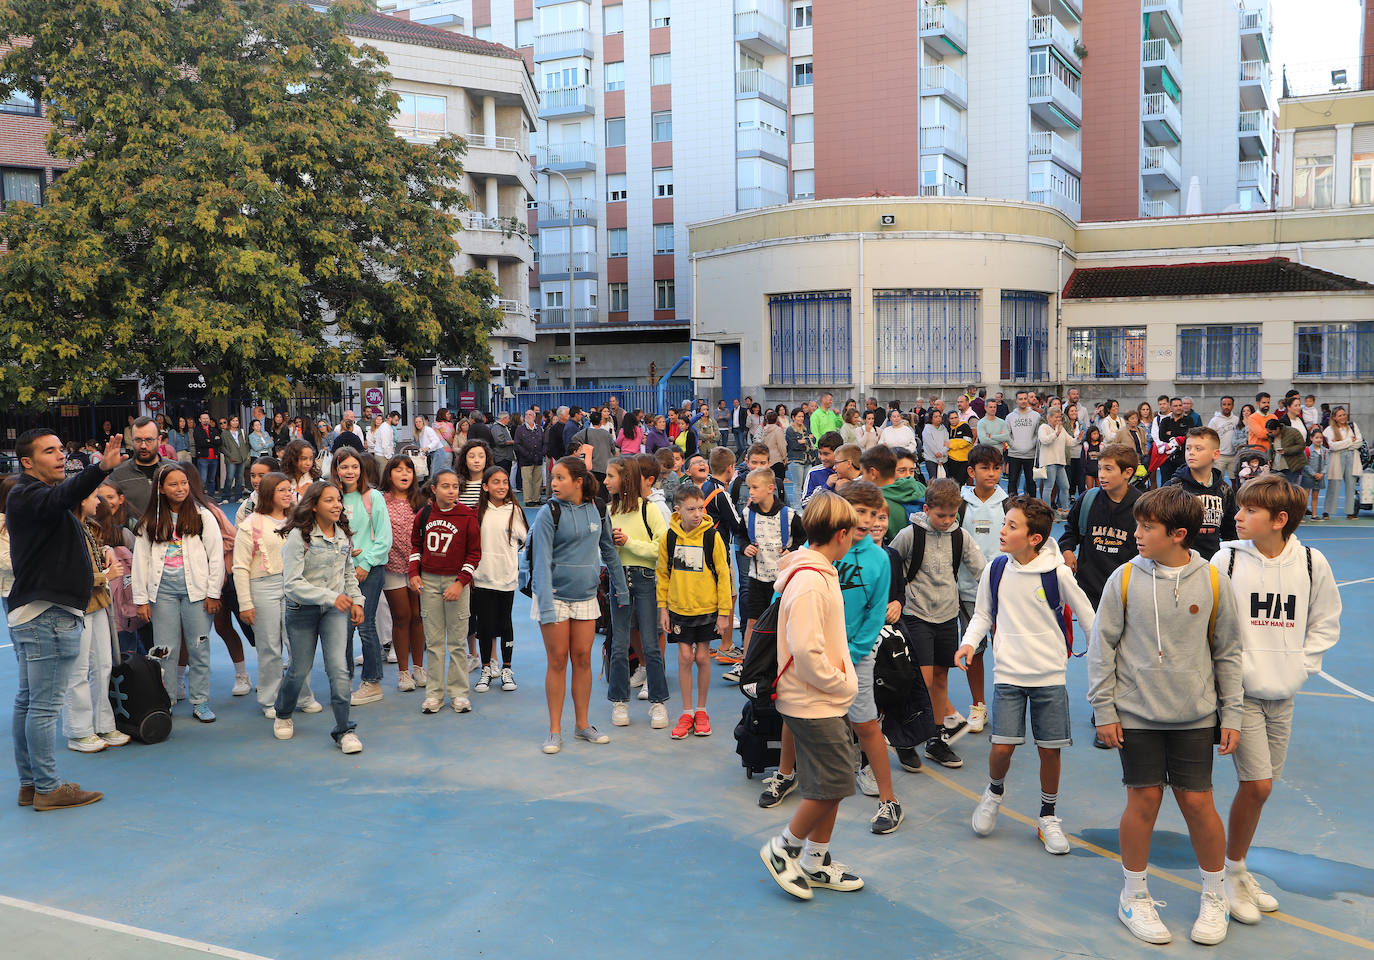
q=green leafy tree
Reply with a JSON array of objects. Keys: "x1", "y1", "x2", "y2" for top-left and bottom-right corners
[{"x1": 0, "y1": 0, "x2": 501, "y2": 406}]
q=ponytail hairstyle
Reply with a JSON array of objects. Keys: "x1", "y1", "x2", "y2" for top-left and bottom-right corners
[
  {"x1": 329, "y1": 446, "x2": 371, "y2": 496},
  {"x1": 477, "y1": 465, "x2": 526, "y2": 545},
  {"x1": 277, "y1": 480, "x2": 353, "y2": 546},
  {"x1": 138, "y1": 464, "x2": 204, "y2": 543},
  {"x1": 555, "y1": 455, "x2": 598, "y2": 504},
  {"x1": 608, "y1": 455, "x2": 643, "y2": 517}
]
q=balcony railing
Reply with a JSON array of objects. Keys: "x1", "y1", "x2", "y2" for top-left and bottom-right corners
[
  {"x1": 919, "y1": 174, "x2": 967, "y2": 197},
  {"x1": 538, "y1": 306, "x2": 599, "y2": 328},
  {"x1": 920, "y1": 64, "x2": 968, "y2": 105},
  {"x1": 534, "y1": 27, "x2": 593, "y2": 59},
  {"x1": 736, "y1": 68, "x2": 788, "y2": 103},
  {"x1": 1030, "y1": 72, "x2": 1082, "y2": 121},
  {"x1": 1029, "y1": 130, "x2": 1081, "y2": 170},
  {"x1": 539, "y1": 85, "x2": 592, "y2": 114},
  {"x1": 1029, "y1": 15, "x2": 1079, "y2": 65},
  {"x1": 1143, "y1": 144, "x2": 1182, "y2": 184},
  {"x1": 538, "y1": 251, "x2": 598, "y2": 275},
  {"x1": 736, "y1": 185, "x2": 787, "y2": 210},
  {"x1": 466, "y1": 133, "x2": 523, "y2": 153},
  {"x1": 1030, "y1": 185, "x2": 1080, "y2": 219},
  {"x1": 1238, "y1": 159, "x2": 1268, "y2": 184},
  {"x1": 542, "y1": 141, "x2": 595, "y2": 166},
  {"x1": 920, "y1": 3, "x2": 968, "y2": 51},
  {"x1": 1239, "y1": 9, "x2": 1266, "y2": 33},
  {"x1": 1142, "y1": 37, "x2": 1182, "y2": 82},
  {"x1": 736, "y1": 125, "x2": 788, "y2": 158},
  {"x1": 734, "y1": 10, "x2": 787, "y2": 52},
  {"x1": 920, "y1": 123, "x2": 967, "y2": 157},
  {"x1": 1140, "y1": 198, "x2": 1179, "y2": 217},
  {"x1": 493, "y1": 298, "x2": 531, "y2": 318},
  {"x1": 1240, "y1": 59, "x2": 1269, "y2": 84},
  {"x1": 461, "y1": 212, "x2": 528, "y2": 235},
  {"x1": 1142, "y1": 91, "x2": 1182, "y2": 134},
  {"x1": 536, "y1": 199, "x2": 598, "y2": 223}
]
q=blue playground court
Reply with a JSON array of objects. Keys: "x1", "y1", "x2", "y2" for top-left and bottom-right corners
[{"x1": 1, "y1": 521, "x2": 1371, "y2": 960}]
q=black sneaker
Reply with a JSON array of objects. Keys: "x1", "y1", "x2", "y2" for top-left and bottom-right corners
[
  {"x1": 895, "y1": 746, "x2": 923, "y2": 773},
  {"x1": 924, "y1": 736, "x2": 963, "y2": 769},
  {"x1": 758, "y1": 770, "x2": 797, "y2": 808},
  {"x1": 942, "y1": 717, "x2": 970, "y2": 744},
  {"x1": 871, "y1": 799, "x2": 904, "y2": 835}
]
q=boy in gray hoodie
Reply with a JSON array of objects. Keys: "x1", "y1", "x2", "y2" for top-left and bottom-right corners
[{"x1": 1088, "y1": 486, "x2": 1244, "y2": 948}]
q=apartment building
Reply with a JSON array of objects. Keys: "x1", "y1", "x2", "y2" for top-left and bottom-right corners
[
  {"x1": 0, "y1": 42, "x2": 72, "y2": 228},
  {"x1": 1274, "y1": 84, "x2": 1374, "y2": 213}
]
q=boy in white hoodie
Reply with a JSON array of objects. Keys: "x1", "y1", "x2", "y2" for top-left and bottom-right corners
[
  {"x1": 957, "y1": 496, "x2": 1094, "y2": 856},
  {"x1": 1211, "y1": 475, "x2": 1340, "y2": 925}
]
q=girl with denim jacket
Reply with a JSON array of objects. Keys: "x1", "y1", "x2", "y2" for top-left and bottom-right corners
[{"x1": 330, "y1": 449, "x2": 392, "y2": 707}]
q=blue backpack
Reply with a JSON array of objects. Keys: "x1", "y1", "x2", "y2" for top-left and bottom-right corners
[
  {"x1": 986, "y1": 554, "x2": 1078, "y2": 657},
  {"x1": 746, "y1": 505, "x2": 791, "y2": 548}
]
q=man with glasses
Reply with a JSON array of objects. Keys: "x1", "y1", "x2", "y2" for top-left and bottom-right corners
[{"x1": 108, "y1": 416, "x2": 177, "y2": 521}]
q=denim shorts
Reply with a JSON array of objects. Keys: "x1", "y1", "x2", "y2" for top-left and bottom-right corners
[
  {"x1": 990, "y1": 683, "x2": 1072, "y2": 748},
  {"x1": 846, "y1": 649, "x2": 878, "y2": 725},
  {"x1": 1118, "y1": 726, "x2": 1215, "y2": 792}
]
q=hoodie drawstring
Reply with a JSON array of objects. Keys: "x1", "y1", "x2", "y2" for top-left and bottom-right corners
[{"x1": 1151, "y1": 569, "x2": 1164, "y2": 662}]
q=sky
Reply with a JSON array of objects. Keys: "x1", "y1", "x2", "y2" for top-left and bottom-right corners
[{"x1": 1269, "y1": 0, "x2": 1362, "y2": 94}]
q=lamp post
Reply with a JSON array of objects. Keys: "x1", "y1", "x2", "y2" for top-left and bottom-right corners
[{"x1": 537, "y1": 165, "x2": 577, "y2": 389}]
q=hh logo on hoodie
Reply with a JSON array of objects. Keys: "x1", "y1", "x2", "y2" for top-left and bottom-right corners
[{"x1": 1250, "y1": 591, "x2": 1297, "y2": 626}]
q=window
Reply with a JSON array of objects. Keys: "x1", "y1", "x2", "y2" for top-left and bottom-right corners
[
  {"x1": 1000, "y1": 291, "x2": 1048, "y2": 380},
  {"x1": 650, "y1": 53, "x2": 671, "y2": 86},
  {"x1": 1067, "y1": 327, "x2": 1147, "y2": 380},
  {"x1": 544, "y1": 65, "x2": 589, "y2": 91},
  {"x1": 652, "y1": 111, "x2": 672, "y2": 142},
  {"x1": 873, "y1": 288, "x2": 980, "y2": 384},
  {"x1": 1351, "y1": 126, "x2": 1374, "y2": 206},
  {"x1": 539, "y1": 2, "x2": 588, "y2": 33},
  {"x1": 791, "y1": 1, "x2": 813, "y2": 28},
  {"x1": 545, "y1": 290, "x2": 564, "y2": 308},
  {"x1": 608, "y1": 227, "x2": 628, "y2": 258},
  {"x1": 474, "y1": 25, "x2": 492, "y2": 41},
  {"x1": 0, "y1": 168, "x2": 42, "y2": 207},
  {"x1": 515, "y1": 18, "x2": 534, "y2": 47},
  {"x1": 610, "y1": 282, "x2": 629, "y2": 312},
  {"x1": 654, "y1": 223, "x2": 674, "y2": 254},
  {"x1": 394, "y1": 93, "x2": 446, "y2": 137},
  {"x1": 769, "y1": 291, "x2": 852, "y2": 384},
  {"x1": 605, "y1": 61, "x2": 625, "y2": 92},
  {"x1": 792, "y1": 169, "x2": 814, "y2": 200},
  {"x1": 792, "y1": 57, "x2": 813, "y2": 87},
  {"x1": 1177, "y1": 325, "x2": 1261, "y2": 380},
  {"x1": 0, "y1": 78, "x2": 39, "y2": 116},
  {"x1": 653, "y1": 167, "x2": 674, "y2": 198},
  {"x1": 1294, "y1": 155, "x2": 1335, "y2": 209},
  {"x1": 605, "y1": 117, "x2": 626, "y2": 147},
  {"x1": 792, "y1": 113, "x2": 814, "y2": 143},
  {"x1": 604, "y1": 4, "x2": 624, "y2": 34},
  {"x1": 655, "y1": 279, "x2": 676, "y2": 310},
  {"x1": 607, "y1": 173, "x2": 627, "y2": 202},
  {"x1": 1296, "y1": 322, "x2": 1374, "y2": 380},
  {"x1": 651, "y1": 0, "x2": 670, "y2": 27}
]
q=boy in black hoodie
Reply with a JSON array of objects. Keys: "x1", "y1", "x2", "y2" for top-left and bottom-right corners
[
  {"x1": 1060, "y1": 443, "x2": 1142, "y2": 608},
  {"x1": 1166, "y1": 427, "x2": 1237, "y2": 560}
]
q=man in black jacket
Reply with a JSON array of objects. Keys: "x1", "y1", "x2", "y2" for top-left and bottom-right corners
[
  {"x1": 7, "y1": 430, "x2": 124, "y2": 811},
  {"x1": 192, "y1": 412, "x2": 220, "y2": 497},
  {"x1": 513, "y1": 409, "x2": 545, "y2": 506}
]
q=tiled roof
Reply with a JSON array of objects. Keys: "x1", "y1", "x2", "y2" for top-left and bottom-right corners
[
  {"x1": 349, "y1": 12, "x2": 523, "y2": 61},
  {"x1": 1063, "y1": 257, "x2": 1373, "y2": 299}
]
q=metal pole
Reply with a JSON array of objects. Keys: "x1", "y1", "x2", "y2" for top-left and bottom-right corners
[{"x1": 538, "y1": 166, "x2": 576, "y2": 389}]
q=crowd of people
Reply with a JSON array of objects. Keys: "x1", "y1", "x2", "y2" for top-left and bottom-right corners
[{"x1": 1, "y1": 382, "x2": 1353, "y2": 947}]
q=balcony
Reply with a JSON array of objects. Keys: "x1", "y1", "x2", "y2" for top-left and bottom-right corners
[
  {"x1": 457, "y1": 212, "x2": 534, "y2": 262},
  {"x1": 464, "y1": 133, "x2": 536, "y2": 191},
  {"x1": 1141, "y1": 91, "x2": 1182, "y2": 145},
  {"x1": 1142, "y1": 0, "x2": 1182, "y2": 43},
  {"x1": 736, "y1": 68, "x2": 789, "y2": 107},
  {"x1": 539, "y1": 85, "x2": 594, "y2": 118},
  {"x1": 538, "y1": 250, "x2": 598, "y2": 278},
  {"x1": 736, "y1": 185, "x2": 787, "y2": 210},
  {"x1": 1142, "y1": 38, "x2": 1182, "y2": 96},
  {"x1": 1239, "y1": 7, "x2": 1269, "y2": 62},
  {"x1": 1029, "y1": 130, "x2": 1081, "y2": 174},
  {"x1": 1029, "y1": 73, "x2": 1082, "y2": 129},
  {"x1": 533, "y1": 27, "x2": 593, "y2": 61},
  {"x1": 542, "y1": 140, "x2": 596, "y2": 172},
  {"x1": 919, "y1": 4, "x2": 968, "y2": 56},
  {"x1": 1030, "y1": 185, "x2": 1080, "y2": 220},
  {"x1": 734, "y1": 9, "x2": 787, "y2": 56},
  {"x1": 1238, "y1": 159, "x2": 1270, "y2": 199},
  {"x1": 1140, "y1": 198, "x2": 1179, "y2": 218},
  {"x1": 920, "y1": 174, "x2": 967, "y2": 198},
  {"x1": 920, "y1": 123, "x2": 967, "y2": 162},
  {"x1": 537, "y1": 306, "x2": 600, "y2": 330},
  {"x1": 736, "y1": 124, "x2": 789, "y2": 162},
  {"x1": 535, "y1": 198, "x2": 598, "y2": 226},
  {"x1": 920, "y1": 64, "x2": 968, "y2": 109},
  {"x1": 1029, "y1": 15, "x2": 1081, "y2": 70},
  {"x1": 1239, "y1": 59, "x2": 1271, "y2": 111},
  {"x1": 1142, "y1": 144, "x2": 1182, "y2": 191},
  {"x1": 1238, "y1": 109, "x2": 1272, "y2": 158}
]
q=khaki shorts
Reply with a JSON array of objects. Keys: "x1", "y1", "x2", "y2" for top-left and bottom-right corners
[
  {"x1": 782, "y1": 714, "x2": 856, "y2": 801},
  {"x1": 1232, "y1": 695, "x2": 1294, "y2": 782}
]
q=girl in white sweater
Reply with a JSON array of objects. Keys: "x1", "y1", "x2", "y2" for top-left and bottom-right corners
[{"x1": 471, "y1": 466, "x2": 527, "y2": 693}]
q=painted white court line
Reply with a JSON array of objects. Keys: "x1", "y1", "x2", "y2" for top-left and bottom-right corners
[
  {"x1": 0, "y1": 643, "x2": 11, "y2": 650},
  {"x1": 1336, "y1": 576, "x2": 1374, "y2": 587},
  {"x1": 0, "y1": 895, "x2": 274, "y2": 960},
  {"x1": 1318, "y1": 670, "x2": 1374, "y2": 704}
]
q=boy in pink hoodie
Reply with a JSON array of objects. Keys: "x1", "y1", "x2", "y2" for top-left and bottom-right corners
[{"x1": 759, "y1": 491, "x2": 864, "y2": 901}]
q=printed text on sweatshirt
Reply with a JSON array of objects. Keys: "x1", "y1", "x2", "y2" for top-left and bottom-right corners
[{"x1": 408, "y1": 502, "x2": 481, "y2": 584}]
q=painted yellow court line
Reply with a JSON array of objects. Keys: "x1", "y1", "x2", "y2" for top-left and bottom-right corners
[
  {"x1": 919, "y1": 766, "x2": 1374, "y2": 952},
  {"x1": 1297, "y1": 690, "x2": 1357, "y2": 699}
]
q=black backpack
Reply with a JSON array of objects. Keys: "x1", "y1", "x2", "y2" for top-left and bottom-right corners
[
  {"x1": 738, "y1": 562, "x2": 830, "y2": 703},
  {"x1": 664, "y1": 526, "x2": 720, "y2": 580},
  {"x1": 519, "y1": 499, "x2": 608, "y2": 598},
  {"x1": 903, "y1": 525, "x2": 964, "y2": 584},
  {"x1": 871, "y1": 624, "x2": 918, "y2": 713},
  {"x1": 733, "y1": 699, "x2": 784, "y2": 779},
  {"x1": 108, "y1": 652, "x2": 173, "y2": 744}
]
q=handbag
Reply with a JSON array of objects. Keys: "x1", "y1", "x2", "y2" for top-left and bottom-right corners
[{"x1": 1033, "y1": 464, "x2": 1048, "y2": 481}]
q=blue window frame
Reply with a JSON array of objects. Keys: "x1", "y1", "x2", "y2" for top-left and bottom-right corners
[
  {"x1": 768, "y1": 291, "x2": 851, "y2": 385},
  {"x1": 1296, "y1": 322, "x2": 1374, "y2": 380},
  {"x1": 1000, "y1": 291, "x2": 1049, "y2": 381},
  {"x1": 1177, "y1": 325, "x2": 1260, "y2": 380},
  {"x1": 1067, "y1": 327, "x2": 1146, "y2": 380},
  {"x1": 873, "y1": 289, "x2": 979, "y2": 385}
]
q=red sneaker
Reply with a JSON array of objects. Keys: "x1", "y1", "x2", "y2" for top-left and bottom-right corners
[
  {"x1": 693, "y1": 710, "x2": 712, "y2": 737},
  {"x1": 671, "y1": 712, "x2": 695, "y2": 740}
]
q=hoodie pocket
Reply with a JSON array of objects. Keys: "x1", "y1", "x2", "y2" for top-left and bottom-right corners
[{"x1": 1134, "y1": 663, "x2": 1214, "y2": 722}]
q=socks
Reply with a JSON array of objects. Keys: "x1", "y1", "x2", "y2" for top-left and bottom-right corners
[
  {"x1": 1040, "y1": 791, "x2": 1058, "y2": 817},
  {"x1": 780, "y1": 827, "x2": 803, "y2": 853},
  {"x1": 944, "y1": 713, "x2": 962, "y2": 729},
  {"x1": 1224, "y1": 857, "x2": 1247, "y2": 875},
  {"x1": 988, "y1": 776, "x2": 1006, "y2": 796},
  {"x1": 1200, "y1": 867, "x2": 1226, "y2": 897},
  {"x1": 1123, "y1": 866, "x2": 1150, "y2": 898},
  {"x1": 801, "y1": 840, "x2": 829, "y2": 871}
]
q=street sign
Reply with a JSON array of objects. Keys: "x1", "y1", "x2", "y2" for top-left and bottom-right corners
[
  {"x1": 144, "y1": 391, "x2": 164, "y2": 411},
  {"x1": 690, "y1": 339, "x2": 715, "y2": 381}
]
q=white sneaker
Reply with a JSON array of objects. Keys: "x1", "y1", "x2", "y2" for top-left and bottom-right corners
[
  {"x1": 971, "y1": 787, "x2": 1003, "y2": 836},
  {"x1": 467, "y1": 653, "x2": 481, "y2": 672},
  {"x1": 1225, "y1": 870, "x2": 1278, "y2": 925},
  {"x1": 801, "y1": 853, "x2": 865, "y2": 892},
  {"x1": 397, "y1": 670, "x2": 416, "y2": 692},
  {"x1": 638, "y1": 684, "x2": 649, "y2": 700},
  {"x1": 412, "y1": 666, "x2": 429, "y2": 687},
  {"x1": 1037, "y1": 815, "x2": 1070, "y2": 855},
  {"x1": 451, "y1": 697, "x2": 472, "y2": 713},
  {"x1": 273, "y1": 718, "x2": 294, "y2": 740},
  {"x1": 474, "y1": 666, "x2": 493, "y2": 693},
  {"x1": 350, "y1": 681, "x2": 384, "y2": 705},
  {"x1": 299, "y1": 699, "x2": 323, "y2": 714},
  {"x1": 649, "y1": 702, "x2": 669, "y2": 729},
  {"x1": 339, "y1": 732, "x2": 363, "y2": 755},
  {"x1": 263, "y1": 707, "x2": 276, "y2": 718},
  {"x1": 722, "y1": 662, "x2": 743, "y2": 684},
  {"x1": 1191, "y1": 891, "x2": 1230, "y2": 945},
  {"x1": 629, "y1": 665, "x2": 647, "y2": 688},
  {"x1": 500, "y1": 668, "x2": 517, "y2": 691},
  {"x1": 97, "y1": 729, "x2": 131, "y2": 746},
  {"x1": 611, "y1": 701, "x2": 630, "y2": 726},
  {"x1": 385, "y1": 644, "x2": 397, "y2": 664},
  {"x1": 967, "y1": 703, "x2": 987, "y2": 733},
  {"x1": 421, "y1": 697, "x2": 443, "y2": 714},
  {"x1": 231, "y1": 673, "x2": 251, "y2": 696},
  {"x1": 1118, "y1": 890, "x2": 1171, "y2": 945},
  {"x1": 855, "y1": 765, "x2": 879, "y2": 797},
  {"x1": 67, "y1": 735, "x2": 107, "y2": 753}
]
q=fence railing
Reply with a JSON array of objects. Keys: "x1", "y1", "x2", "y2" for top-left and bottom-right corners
[{"x1": 503, "y1": 385, "x2": 695, "y2": 418}]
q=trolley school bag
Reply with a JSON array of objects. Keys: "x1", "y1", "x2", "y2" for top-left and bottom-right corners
[
  {"x1": 733, "y1": 699, "x2": 784, "y2": 779},
  {"x1": 987, "y1": 553, "x2": 1075, "y2": 656},
  {"x1": 108, "y1": 651, "x2": 173, "y2": 744},
  {"x1": 518, "y1": 499, "x2": 607, "y2": 598}
]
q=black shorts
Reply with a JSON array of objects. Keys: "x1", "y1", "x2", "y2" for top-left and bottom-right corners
[
  {"x1": 958, "y1": 599, "x2": 988, "y2": 656},
  {"x1": 667, "y1": 612, "x2": 716, "y2": 646},
  {"x1": 902, "y1": 615, "x2": 960, "y2": 668},
  {"x1": 1118, "y1": 727, "x2": 1215, "y2": 792},
  {"x1": 744, "y1": 576, "x2": 777, "y2": 622}
]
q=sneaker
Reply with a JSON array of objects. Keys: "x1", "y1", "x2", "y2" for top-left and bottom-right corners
[
  {"x1": 759, "y1": 836, "x2": 812, "y2": 901},
  {"x1": 1119, "y1": 891, "x2": 1172, "y2": 945},
  {"x1": 629, "y1": 665, "x2": 647, "y2": 688},
  {"x1": 33, "y1": 783, "x2": 103, "y2": 812},
  {"x1": 649, "y1": 702, "x2": 669, "y2": 729},
  {"x1": 855, "y1": 765, "x2": 879, "y2": 797},
  {"x1": 611, "y1": 702, "x2": 630, "y2": 726},
  {"x1": 67, "y1": 735, "x2": 107, "y2": 754},
  {"x1": 17, "y1": 785, "x2": 34, "y2": 807},
  {"x1": 350, "y1": 681, "x2": 383, "y2": 706},
  {"x1": 576, "y1": 725, "x2": 609, "y2": 744},
  {"x1": 871, "y1": 799, "x2": 904, "y2": 835},
  {"x1": 467, "y1": 653, "x2": 481, "y2": 672},
  {"x1": 1037, "y1": 815, "x2": 1070, "y2": 854},
  {"x1": 97, "y1": 730, "x2": 130, "y2": 747},
  {"x1": 451, "y1": 697, "x2": 472, "y2": 714},
  {"x1": 1225, "y1": 870, "x2": 1278, "y2": 924},
  {"x1": 263, "y1": 707, "x2": 276, "y2": 719},
  {"x1": 299, "y1": 699, "x2": 323, "y2": 714},
  {"x1": 758, "y1": 770, "x2": 797, "y2": 808},
  {"x1": 474, "y1": 666, "x2": 493, "y2": 693},
  {"x1": 802, "y1": 853, "x2": 865, "y2": 892},
  {"x1": 896, "y1": 746, "x2": 923, "y2": 773},
  {"x1": 671, "y1": 712, "x2": 695, "y2": 740},
  {"x1": 924, "y1": 736, "x2": 963, "y2": 768},
  {"x1": 721, "y1": 663, "x2": 743, "y2": 684},
  {"x1": 967, "y1": 703, "x2": 987, "y2": 733},
  {"x1": 693, "y1": 710, "x2": 712, "y2": 736},
  {"x1": 273, "y1": 718, "x2": 294, "y2": 740},
  {"x1": 638, "y1": 684, "x2": 649, "y2": 700},
  {"x1": 412, "y1": 666, "x2": 429, "y2": 687},
  {"x1": 176, "y1": 676, "x2": 187, "y2": 701},
  {"x1": 397, "y1": 671, "x2": 416, "y2": 692},
  {"x1": 714, "y1": 646, "x2": 743, "y2": 664},
  {"x1": 971, "y1": 787, "x2": 1003, "y2": 836},
  {"x1": 542, "y1": 733, "x2": 563, "y2": 754},
  {"x1": 500, "y1": 668, "x2": 517, "y2": 692},
  {"x1": 231, "y1": 673, "x2": 251, "y2": 696},
  {"x1": 1191, "y1": 891, "x2": 1230, "y2": 945},
  {"x1": 338, "y1": 732, "x2": 363, "y2": 755},
  {"x1": 192, "y1": 703, "x2": 216, "y2": 723},
  {"x1": 421, "y1": 697, "x2": 443, "y2": 714},
  {"x1": 942, "y1": 713, "x2": 969, "y2": 744},
  {"x1": 385, "y1": 643, "x2": 397, "y2": 664},
  {"x1": 354, "y1": 654, "x2": 364, "y2": 666}
]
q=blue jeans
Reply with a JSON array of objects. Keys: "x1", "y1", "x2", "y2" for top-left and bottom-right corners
[
  {"x1": 149, "y1": 566, "x2": 212, "y2": 705},
  {"x1": 786, "y1": 460, "x2": 807, "y2": 503},
  {"x1": 346, "y1": 566, "x2": 386, "y2": 684},
  {"x1": 224, "y1": 460, "x2": 245, "y2": 500},
  {"x1": 607, "y1": 566, "x2": 668, "y2": 703},
  {"x1": 196, "y1": 457, "x2": 217, "y2": 495},
  {"x1": 11, "y1": 605, "x2": 85, "y2": 792},
  {"x1": 1044, "y1": 463, "x2": 1069, "y2": 509},
  {"x1": 250, "y1": 574, "x2": 314, "y2": 712},
  {"x1": 990, "y1": 682, "x2": 1072, "y2": 748},
  {"x1": 279, "y1": 601, "x2": 355, "y2": 741}
]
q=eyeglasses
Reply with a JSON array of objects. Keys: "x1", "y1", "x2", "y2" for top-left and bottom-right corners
[{"x1": 133, "y1": 438, "x2": 159, "y2": 446}]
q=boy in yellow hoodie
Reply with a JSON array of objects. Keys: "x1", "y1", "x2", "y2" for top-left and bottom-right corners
[{"x1": 657, "y1": 483, "x2": 733, "y2": 739}]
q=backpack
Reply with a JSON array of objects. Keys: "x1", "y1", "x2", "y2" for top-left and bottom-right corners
[
  {"x1": 733, "y1": 699, "x2": 784, "y2": 778},
  {"x1": 1075, "y1": 486, "x2": 1101, "y2": 538},
  {"x1": 903, "y1": 525, "x2": 964, "y2": 584},
  {"x1": 1120, "y1": 561, "x2": 1221, "y2": 647},
  {"x1": 108, "y1": 651, "x2": 173, "y2": 744},
  {"x1": 737, "y1": 564, "x2": 829, "y2": 703},
  {"x1": 1226, "y1": 544, "x2": 1312, "y2": 584},
  {"x1": 987, "y1": 553, "x2": 1076, "y2": 657},
  {"x1": 871, "y1": 624, "x2": 918, "y2": 713},
  {"x1": 746, "y1": 505, "x2": 791, "y2": 550},
  {"x1": 519, "y1": 499, "x2": 608, "y2": 598},
  {"x1": 665, "y1": 526, "x2": 720, "y2": 581}
]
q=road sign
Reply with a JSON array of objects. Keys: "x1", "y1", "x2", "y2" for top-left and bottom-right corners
[
  {"x1": 690, "y1": 339, "x2": 715, "y2": 381},
  {"x1": 144, "y1": 391, "x2": 164, "y2": 411}
]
